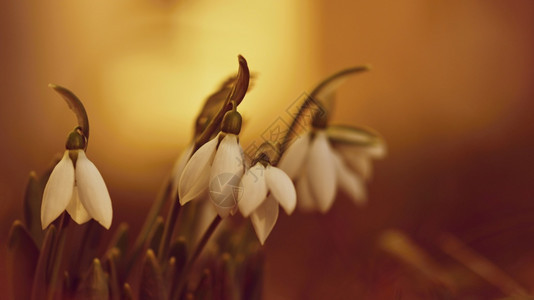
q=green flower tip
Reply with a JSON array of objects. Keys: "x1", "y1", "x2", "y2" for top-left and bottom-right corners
[
  {"x1": 221, "y1": 109, "x2": 242, "y2": 135},
  {"x1": 65, "y1": 128, "x2": 86, "y2": 150}
]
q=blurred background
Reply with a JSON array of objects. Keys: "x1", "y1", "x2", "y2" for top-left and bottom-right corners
[{"x1": 2, "y1": 0, "x2": 534, "y2": 298}]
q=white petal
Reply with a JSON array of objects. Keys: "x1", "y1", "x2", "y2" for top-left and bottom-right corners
[
  {"x1": 190, "y1": 196, "x2": 218, "y2": 248},
  {"x1": 307, "y1": 131, "x2": 337, "y2": 213},
  {"x1": 265, "y1": 166, "x2": 296, "y2": 215},
  {"x1": 66, "y1": 187, "x2": 91, "y2": 224},
  {"x1": 295, "y1": 172, "x2": 317, "y2": 212},
  {"x1": 169, "y1": 144, "x2": 194, "y2": 201},
  {"x1": 75, "y1": 150, "x2": 113, "y2": 229},
  {"x1": 209, "y1": 134, "x2": 244, "y2": 218},
  {"x1": 250, "y1": 195, "x2": 279, "y2": 245},
  {"x1": 336, "y1": 146, "x2": 373, "y2": 180},
  {"x1": 41, "y1": 151, "x2": 75, "y2": 229},
  {"x1": 332, "y1": 152, "x2": 367, "y2": 205},
  {"x1": 178, "y1": 136, "x2": 218, "y2": 205},
  {"x1": 277, "y1": 133, "x2": 310, "y2": 179},
  {"x1": 336, "y1": 141, "x2": 386, "y2": 160},
  {"x1": 238, "y1": 163, "x2": 267, "y2": 217}
]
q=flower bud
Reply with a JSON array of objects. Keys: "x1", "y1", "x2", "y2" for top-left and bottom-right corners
[
  {"x1": 221, "y1": 110, "x2": 242, "y2": 135},
  {"x1": 311, "y1": 110, "x2": 328, "y2": 129},
  {"x1": 65, "y1": 129, "x2": 86, "y2": 150}
]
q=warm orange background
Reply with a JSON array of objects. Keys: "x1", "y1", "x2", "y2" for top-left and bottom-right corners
[{"x1": 2, "y1": 1, "x2": 534, "y2": 299}]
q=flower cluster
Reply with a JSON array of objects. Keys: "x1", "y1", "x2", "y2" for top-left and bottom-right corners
[{"x1": 9, "y1": 57, "x2": 385, "y2": 299}]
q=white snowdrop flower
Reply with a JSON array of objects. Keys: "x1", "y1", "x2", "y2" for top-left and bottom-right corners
[
  {"x1": 179, "y1": 109, "x2": 245, "y2": 218},
  {"x1": 41, "y1": 146, "x2": 112, "y2": 229},
  {"x1": 239, "y1": 161, "x2": 296, "y2": 244},
  {"x1": 278, "y1": 125, "x2": 385, "y2": 213},
  {"x1": 169, "y1": 144, "x2": 194, "y2": 201}
]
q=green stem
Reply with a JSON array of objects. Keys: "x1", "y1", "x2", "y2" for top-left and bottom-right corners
[
  {"x1": 124, "y1": 178, "x2": 174, "y2": 276},
  {"x1": 157, "y1": 194, "x2": 182, "y2": 261},
  {"x1": 173, "y1": 215, "x2": 222, "y2": 299},
  {"x1": 278, "y1": 66, "x2": 370, "y2": 160}
]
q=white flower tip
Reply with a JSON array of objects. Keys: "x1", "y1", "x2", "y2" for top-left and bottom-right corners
[
  {"x1": 238, "y1": 164, "x2": 267, "y2": 218},
  {"x1": 317, "y1": 200, "x2": 334, "y2": 214},
  {"x1": 41, "y1": 216, "x2": 52, "y2": 230},
  {"x1": 75, "y1": 151, "x2": 113, "y2": 230},
  {"x1": 41, "y1": 150, "x2": 75, "y2": 230},
  {"x1": 99, "y1": 216, "x2": 112, "y2": 230}
]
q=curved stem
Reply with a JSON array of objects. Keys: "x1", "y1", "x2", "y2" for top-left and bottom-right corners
[
  {"x1": 278, "y1": 66, "x2": 370, "y2": 159},
  {"x1": 194, "y1": 55, "x2": 249, "y2": 152},
  {"x1": 49, "y1": 84, "x2": 90, "y2": 149}
]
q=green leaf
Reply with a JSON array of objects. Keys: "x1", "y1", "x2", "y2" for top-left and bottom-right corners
[
  {"x1": 23, "y1": 172, "x2": 44, "y2": 246},
  {"x1": 148, "y1": 216, "x2": 164, "y2": 254},
  {"x1": 31, "y1": 225, "x2": 56, "y2": 300},
  {"x1": 140, "y1": 249, "x2": 166, "y2": 300},
  {"x1": 194, "y1": 269, "x2": 213, "y2": 300},
  {"x1": 122, "y1": 283, "x2": 133, "y2": 300},
  {"x1": 168, "y1": 237, "x2": 188, "y2": 299},
  {"x1": 8, "y1": 220, "x2": 39, "y2": 300},
  {"x1": 103, "y1": 249, "x2": 121, "y2": 300},
  {"x1": 76, "y1": 258, "x2": 110, "y2": 300},
  {"x1": 70, "y1": 221, "x2": 103, "y2": 280},
  {"x1": 107, "y1": 223, "x2": 129, "y2": 258},
  {"x1": 127, "y1": 181, "x2": 173, "y2": 276}
]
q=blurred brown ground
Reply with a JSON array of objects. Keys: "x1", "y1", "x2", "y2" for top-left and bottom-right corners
[{"x1": 2, "y1": 1, "x2": 534, "y2": 299}]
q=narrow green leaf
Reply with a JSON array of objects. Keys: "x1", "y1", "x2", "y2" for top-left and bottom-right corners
[
  {"x1": 127, "y1": 180, "x2": 173, "y2": 276},
  {"x1": 70, "y1": 221, "x2": 103, "y2": 279},
  {"x1": 122, "y1": 283, "x2": 133, "y2": 300},
  {"x1": 148, "y1": 216, "x2": 164, "y2": 253},
  {"x1": 8, "y1": 220, "x2": 39, "y2": 300},
  {"x1": 168, "y1": 237, "x2": 188, "y2": 300},
  {"x1": 47, "y1": 228, "x2": 66, "y2": 300},
  {"x1": 31, "y1": 225, "x2": 56, "y2": 300},
  {"x1": 103, "y1": 249, "x2": 121, "y2": 300},
  {"x1": 194, "y1": 269, "x2": 213, "y2": 300},
  {"x1": 76, "y1": 258, "x2": 110, "y2": 300},
  {"x1": 23, "y1": 172, "x2": 44, "y2": 245},
  {"x1": 140, "y1": 249, "x2": 167, "y2": 300},
  {"x1": 107, "y1": 223, "x2": 129, "y2": 258},
  {"x1": 168, "y1": 237, "x2": 188, "y2": 274}
]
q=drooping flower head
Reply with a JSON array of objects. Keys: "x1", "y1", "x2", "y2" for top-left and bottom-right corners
[
  {"x1": 179, "y1": 103, "x2": 245, "y2": 218},
  {"x1": 41, "y1": 128, "x2": 112, "y2": 229},
  {"x1": 41, "y1": 85, "x2": 112, "y2": 229},
  {"x1": 278, "y1": 67, "x2": 385, "y2": 213},
  {"x1": 239, "y1": 142, "x2": 297, "y2": 244}
]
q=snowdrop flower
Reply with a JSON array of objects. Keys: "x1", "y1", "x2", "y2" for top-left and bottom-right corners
[
  {"x1": 238, "y1": 150, "x2": 297, "y2": 244},
  {"x1": 169, "y1": 144, "x2": 194, "y2": 200},
  {"x1": 278, "y1": 113, "x2": 385, "y2": 213},
  {"x1": 41, "y1": 129, "x2": 112, "y2": 229},
  {"x1": 179, "y1": 108, "x2": 245, "y2": 218}
]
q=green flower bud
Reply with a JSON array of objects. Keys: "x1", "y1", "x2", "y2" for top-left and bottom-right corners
[
  {"x1": 65, "y1": 129, "x2": 86, "y2": 150},
  {"x1": 221, "y1": 110, "x2": 242, "y2": 135},
  {"x1": 311, "y1": 110, "x2": 328, "y2": 129}
]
